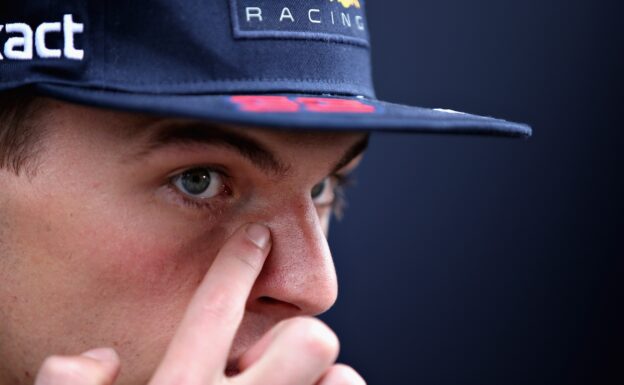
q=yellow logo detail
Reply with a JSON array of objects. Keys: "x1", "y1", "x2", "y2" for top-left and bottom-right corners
[{"x1": 333, "y1": 0, "x2": 361, "y2": 9}]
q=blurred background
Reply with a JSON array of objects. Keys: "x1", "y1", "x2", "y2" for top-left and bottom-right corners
[{"x1": 321, "y1": 1, "x2": 622, "y2": 384}]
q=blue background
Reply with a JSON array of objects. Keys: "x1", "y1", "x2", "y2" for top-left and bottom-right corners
[{"x1": 321, "y1": 1, "x2": 622, "y2": 384}]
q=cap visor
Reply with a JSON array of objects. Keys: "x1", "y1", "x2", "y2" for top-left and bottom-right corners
[{"x1": 36, "y1": 84, "x2": 531, "y2": 137}]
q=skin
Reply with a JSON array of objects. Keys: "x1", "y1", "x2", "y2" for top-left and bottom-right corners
[{"x1": 0, "y1": 98, "x2": 367, "y2": 385}]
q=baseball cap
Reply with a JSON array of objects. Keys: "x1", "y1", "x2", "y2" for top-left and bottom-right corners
[{"x1": 0, "y1": 0, "x2": 531, "y2": 137}]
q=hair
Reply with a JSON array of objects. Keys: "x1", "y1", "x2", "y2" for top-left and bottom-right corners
[{"x1": 0, "y1": 88, "x2": 44, "y2": 175}]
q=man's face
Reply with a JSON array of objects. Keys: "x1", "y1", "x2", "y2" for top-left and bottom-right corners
[{"x1": 0, "y1": 99, "x2": 366, "y2": 385}]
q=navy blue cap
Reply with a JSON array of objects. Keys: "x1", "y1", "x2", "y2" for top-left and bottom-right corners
[{"x1": 0, "y1": 0, "x2": 531, "y2": 137}]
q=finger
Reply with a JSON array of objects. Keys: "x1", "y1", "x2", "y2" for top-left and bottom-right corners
[
  {"x1": 235, "y1": 317, "x2": 339, "y2": 385},
  {"x1": 315, "y1": 364, "x2": 366, "y2": 385},
  {"x1": 35, "y1": 348, "x2": 120, "y2": 385},
  {"x1": 236, "y1": 319, "x2": 291, "y2": 373},
  {"x1": 150, "y1": 223, "x2": 271, "y2": 385}
]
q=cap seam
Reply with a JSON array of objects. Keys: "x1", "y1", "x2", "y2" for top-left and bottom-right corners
[
  {"x1": 97, "y1": 78, "x2": 365, "y2": 85},
  {"x1": 1, "y1": 77, "x2": 369, "y2": 87}
]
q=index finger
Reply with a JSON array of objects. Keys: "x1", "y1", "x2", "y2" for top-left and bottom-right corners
[{"x1": 150, "y1": 223, "x2": 271, "y2": 385}]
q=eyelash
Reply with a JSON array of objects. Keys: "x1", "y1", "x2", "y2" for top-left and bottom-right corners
[
  {"x1": 327, "y1": 174, "x2": 353, "y2": 220},
  {"x1": 167, "y1": 168, "x2": 354, "y2": 217}
]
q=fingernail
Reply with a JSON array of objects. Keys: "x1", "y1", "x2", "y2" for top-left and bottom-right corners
[
  {"x1": 246, "y1": 223, "x2": 270, "y2": 249},
  {"x1": 81, "y1": 348, "x2": 119, "y2": 363}
]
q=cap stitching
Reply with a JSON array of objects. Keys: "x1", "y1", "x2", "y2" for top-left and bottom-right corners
[
  {"x1": 100, "y1": 78, "x2": 365, "y2": 85},
  {"x1": 1, "y1": 77, "x2": 369, "y2": 86}
]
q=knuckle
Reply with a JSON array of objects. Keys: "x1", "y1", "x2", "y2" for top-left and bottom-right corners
[
  {"x1": 232, "y1": 248, "x2": 263, "y2": 274},
  {"x1": 290, "y1": 317, "x2": 340, "y2": 361},
  {"x1": 328, "y1": 364, "x2": 367, "y2": 385},
  {"x1": 201, "y1": 288, "x2": 243, "y2": 325}
]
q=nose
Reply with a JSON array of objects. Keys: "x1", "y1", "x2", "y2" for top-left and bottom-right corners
[{"x1": 246, "y1": 197, "x2": 338, "y2": 318}]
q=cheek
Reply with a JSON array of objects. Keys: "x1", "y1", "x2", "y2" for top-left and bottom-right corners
[
  {"x1": 0, "y1": 188, "x2": 233, "y2": 383},
  {"x1": 3, "y1": 182, "x2": 230, "y2": 332},
  {"x1": 65, "y1": 205, "x2": 229, "y2": 304}
]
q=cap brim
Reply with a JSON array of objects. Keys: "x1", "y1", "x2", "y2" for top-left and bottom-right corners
[{"x1": 35, "y1": 83, "x2": 531, "y2": 137}]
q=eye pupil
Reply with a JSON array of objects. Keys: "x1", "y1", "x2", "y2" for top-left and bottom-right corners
[
  {"x1": 182, "y1": 169, "x2": 211, "y2": 195},
  {"x1": 311, "y1": 179, "x2": 326, "y2": 199}
]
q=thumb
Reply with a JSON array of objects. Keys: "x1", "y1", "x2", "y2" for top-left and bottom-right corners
[
  {"x1": 35, "y1": 347, "x2": 121, "y2": 385},
  {"x1": 81, "y1": 348, "x2": 121, "y2": 376}
]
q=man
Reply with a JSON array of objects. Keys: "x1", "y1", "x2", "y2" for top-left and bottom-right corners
[{"x1": 0, "y1": 1, "x2": 530, "y2": 385}]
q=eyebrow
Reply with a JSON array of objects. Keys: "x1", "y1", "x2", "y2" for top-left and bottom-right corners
[
  {"x1": 135, "y1": 122, "x2": 369, "y2": 177},
  {"x1": 330, "y1": 133, "x2": 369, "y2": 174}
]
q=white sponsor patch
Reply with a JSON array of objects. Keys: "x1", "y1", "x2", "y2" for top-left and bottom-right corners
[{"x1": 0, "y1": 14, "x2": 84, "y2": 61}]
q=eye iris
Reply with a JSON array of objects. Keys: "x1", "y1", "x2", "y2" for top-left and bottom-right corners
[
  {"x1": 311, "y1": 179, "x2": 326, "y2": 199},
  {"x1": 181, "y1": 169, "x2": 211, "y2": 195}
]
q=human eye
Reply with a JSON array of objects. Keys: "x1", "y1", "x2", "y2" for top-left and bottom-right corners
[
  {"x1": 311, "y1": 174, "x2": 353, "y2": 218},
  {"x1": 311, "y1": 177, "x2": 334, "y2": 206},
  {"x1": 169, "y1": 166, "x2": 230, "y2": 208}
]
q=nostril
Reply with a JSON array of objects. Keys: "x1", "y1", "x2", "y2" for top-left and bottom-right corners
[
  {"x1": 258, "y1": 296, "x2": 278, "y2": 304},
  {"x1": 258, "y1": 296, "x2": 301, "y2": 311}
]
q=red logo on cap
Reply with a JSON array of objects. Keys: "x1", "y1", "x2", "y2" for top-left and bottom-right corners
[{"x1": 230, "y1": 96, "x2": 375, "y2": 114}]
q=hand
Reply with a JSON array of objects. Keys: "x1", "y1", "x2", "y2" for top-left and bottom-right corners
[{"x1": 34, "y1": 223, "x2": 366, "y2": 385}]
